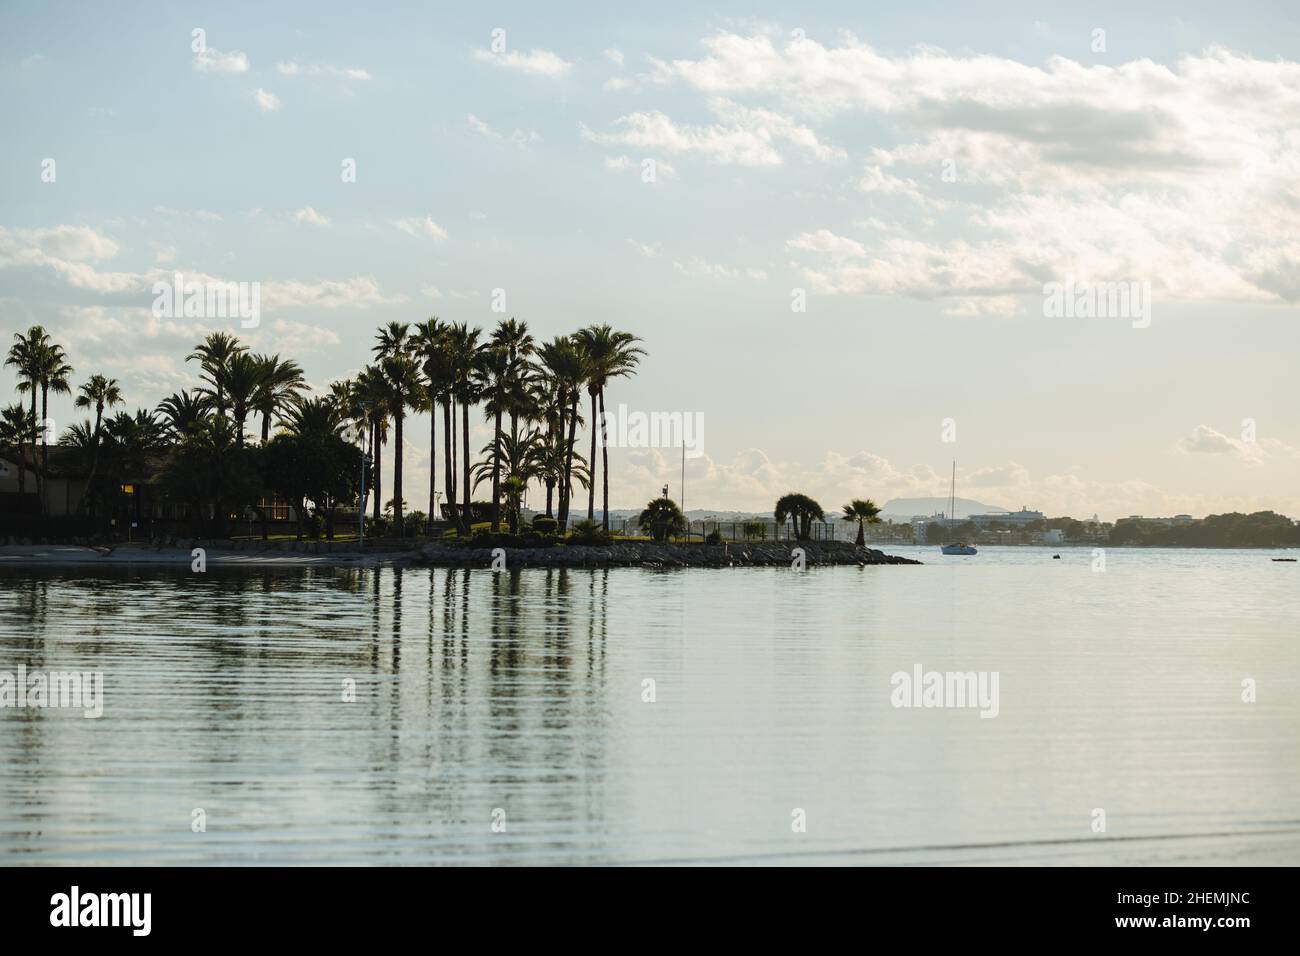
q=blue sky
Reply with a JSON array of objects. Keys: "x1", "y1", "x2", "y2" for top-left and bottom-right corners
[{"x1": 3, "y1": 1, "x2": 1299, "y2": 519}]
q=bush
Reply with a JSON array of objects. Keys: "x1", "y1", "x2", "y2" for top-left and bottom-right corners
[
  {"x1": 569, "y1": 518, "x2": 611, "y2": 546},
  {"x1": 705, "y1": 529, "x2": 723, "y2": 545},
  {"x1": 531, "y1": 516, "x2": 559, "y2": 534},
  {"x1": 742, "y1": 520, "x2": 767, "y2": 541}
]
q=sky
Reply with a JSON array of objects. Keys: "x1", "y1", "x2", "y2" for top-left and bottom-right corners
[{"x1": 2, "y1": 0, "x2": 1298, "y2": 521}]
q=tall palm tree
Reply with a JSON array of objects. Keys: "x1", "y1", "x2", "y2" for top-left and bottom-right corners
[
  {"x1": 377, "y1": 351, "x2": 422, "y2": 536},
  {"x1": 186, "y1": 332, "x2": 246, "y2": 418},
  {"x1": 354, "y1": 366, "x2": 390, "y2": 524},
  {"x1": 537, "y1": 335, "x2": 588, "y2": 528},
  {"x1": 841, "y1": 498, "x2": 883, "y2": 546},
  {"x1": 576, "y1": 325, "x2": 645, "y2": 531},
  {"x1": 34, "y1": 337, "x2": 74, "y2": 515},
  {"x1": 252, "y1": 355, "x2": 308, "y2": 443},
  {"x1": 5, "y1": 327, "x2": 49, "y2": 507},
  {"x1": 446, "y1": 322, "x2": 481, "y2": 533},
  {"x1": 214, "y1": 351, "x2": 264, "y2": 448},
  {"x1": 411, "y1": 318, "x2": 448, "y2": 530},
  {"x1": 73, "y1": 374, "x2": 123, "y2": 514},
  {"x1": 476, "y1": 342, "x2": 512, "y2": 532},
  {"x1": 490, "y1": 318, "x2": 535, "y2": 450}
]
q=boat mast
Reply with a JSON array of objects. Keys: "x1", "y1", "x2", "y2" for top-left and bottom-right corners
[{"x1": 949, "y1": 460, "x2": 956, "y2": 530}]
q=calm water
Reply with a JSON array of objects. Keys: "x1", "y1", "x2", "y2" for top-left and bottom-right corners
[{"x1": 1, "y1": 546, "x2": 1297, "y2": 865}]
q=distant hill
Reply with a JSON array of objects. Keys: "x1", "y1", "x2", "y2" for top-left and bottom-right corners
[{"x1": 880, "y1": 497, "x2": 1008, "y2": 521}]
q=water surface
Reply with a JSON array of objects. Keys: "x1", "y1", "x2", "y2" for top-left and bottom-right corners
[{"x1": 2, "y1": 547, "x2": 1297, "y2": 865}]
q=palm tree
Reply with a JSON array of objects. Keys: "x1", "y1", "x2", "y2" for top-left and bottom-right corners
[
  {"x1": 411, "y1": 318, "x2": 448, "y2": 530},
  {"x1": 775, "y1": 492, "x2": 825, "y2": 541},
  {"x1": 446, "y1": 322, "x2": 481, "y2": 533},
  {"x1": 216, "y1": 352, "x2": 264, "y2": 448},
  {"x1": 537, "y1": 335, "x2": 588, "y2": 528},
  {"x1": 377, "y1": 351, "x2": 422, "y2": 536},
  {"x1": 73, "y1": 374, "x2": 123, "y2": 514},
  {"x1": 841, "y1": 498, "x2": 883, "y2": 546},
  {"x1": 156, "y1": 390, "x2": 211, "y2": 439},
  {"x1": 6, "y1": 327, "x2": 48, "y2": 508},
  {"x1": 576, "y1": 325, "x2": 645, "y2": 531},
  {"x1": 490, "y1": 318, "x2": 535, "y2": 450},
  {"x1": 354, "y1": 366, "x2": 390, "y2": 524},
  {"x1": 252, "y1": 354, "x2": 308, "y2": 443},
  {"x1": 34, "y1": 337, "x2": 74, "y2": 515},
  {"x1": 187, "y1": 332, "x2": 246, "y2": 418},
  {"x1": 0, "y1": 402, "x2": 38, "y2": 501},
  {"x1": 476, "y1": 342, "x2": 512, "y2": 532}
]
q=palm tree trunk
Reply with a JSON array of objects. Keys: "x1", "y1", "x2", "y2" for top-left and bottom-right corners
[
  {"x1": 461, "y1": 399, "x2": 471, "y2": 532},
  {"x1": 40, "y1": 386, "x2": 50, "y2": 516},
  {"x1": 856, "y1": 520, "x2": 864, "y2": 546},
  {"x1": 443, "y1": 399, "x2": 458, "y2": 531},
  {"x1": 491, "y1": 408, "x2": 502, "y2": 532},
  {"x1": 434, "y1": 408, "x2": 444, "y2": 535},
  {"x1": 599, "y1": 387, "x2": 610, "y2": 532},
  {"x1": 393, "y1": 410, "x2": 404, "y2": 537},
  {"x1": 561, "y1": 390, "x2": 579, "y2": 528},
  {"x1": 586, "y1": 390, "x2": 597, "y2": 521},
  {"x1": 80, "y1": 406, "x2": 103, "y2": 517},
  {"x1": 371, "y1": 419, "x2": 382, "y2": 525},
  {"x1": 261, "y1": 410, "x2": 271, "y2": 443}
]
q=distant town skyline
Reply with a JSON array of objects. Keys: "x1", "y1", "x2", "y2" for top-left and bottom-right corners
[{"x1": 3, "y1": 1, "x2": 1298, "y2": 521}]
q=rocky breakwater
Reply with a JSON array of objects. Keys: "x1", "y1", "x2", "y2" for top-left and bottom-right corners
[{"x1": 418, "y1": 539, "x2": 921, "y2": 569}]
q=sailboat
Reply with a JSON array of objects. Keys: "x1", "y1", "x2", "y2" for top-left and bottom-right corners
[{"x1": 940, "y1": 460, "x2": 977, "y2": 555}]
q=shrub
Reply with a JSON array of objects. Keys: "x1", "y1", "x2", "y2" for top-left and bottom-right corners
[
  {"x1": 637, "y1": 497, "x2": 686, "y2": 542},
  {"x1": 531, "y1": 516, "x2": 559, "y2": 534},
  {"x1": 742, "y1": 520, "x2": 767, "y2": 541},
  {"x1": 569, "y1": 518, "x2": 611, "y2": 546},
  {"x1": 705, "y1": 529, "x2": 723, "y2": 545}
]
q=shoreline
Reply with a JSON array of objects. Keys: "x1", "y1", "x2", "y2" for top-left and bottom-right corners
[{"x1": 0, "y1": 540, "x2": 920, "y2": 569}]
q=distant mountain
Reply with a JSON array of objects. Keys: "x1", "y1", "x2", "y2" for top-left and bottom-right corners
[{"x1": 880, "y1": 497, "x2": 1008, "y2": 521}]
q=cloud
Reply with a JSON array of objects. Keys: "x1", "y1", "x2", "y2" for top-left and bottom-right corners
[
  {"x1": 467, "y1": 112, "x2": 500, "y2": 139},
  {"x1": 293, "y1": 206, "x2": 329, "y2": 226},
  {"x1": 632, "y1": 32, "x2": 1300, "y2": 307},
  {"x1": 468, "y1": 113, "x2": 540, "y2": 148},
  {"x1": 605, "y1": 48, "x2": 625, "y2": 67},
  {"x1": 626, "y1": 239, "x2": 662, "y2": 258},
  {"x1": 276, "y1": 61, "x2": 371, "y2": 80},
  {"x1": 1177, "y1": 425, "x2": 1296, "y2": 464},
  {"x1": 253, "y1": 88, "x2": 281, "y2": 112},
  {"x1": 392, "y1": 216, "x2": 449, "y2": 240},
  {"x1": 192, "y1": 48, "x2": 249, "y2": 74},
  {"x1": 582, "y1": 97, "x2": 842, "y2": 166},
  {"x1": 786, "y1": 229, "x2": 866, "y2": 258},
  {"x1": 672, "y1": 257, "x2": 766, "y2": 280},
  {"x1": 472, "y1": 48, "x2": 573, "y2": 78}
]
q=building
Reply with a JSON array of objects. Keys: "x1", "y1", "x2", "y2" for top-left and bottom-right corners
[{"x1": 968, "y1": 507, "x2": 1045, "y2": 527}]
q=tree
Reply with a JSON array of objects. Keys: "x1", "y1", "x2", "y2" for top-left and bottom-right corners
[
  {"x1": 537, "y1": 335, "x2": 588, "y2": 528},
  {"x1": 187, "y1": 332, "x2": 246, "y2": 418},
  {"x1": 0, "y1": 402, "x2": 38, "y2": 505},
  {"x1": 638, "y1": 497, "x2": 686, "y2": 542},
  {"x1": 447, "y1": 322, "x2": 481, "y2": 534},
  {"x1": 841, "y1": 498, "x2": 883, "y2": 546},
  {"x1": 575, "y1": 325, "x2": 645, "y2": 531},
  {"x1": 775, "y1": 493, "x2": 825, "y2": 541},
  {"x1": 73, "y1": 374, "x2": 123, "y2": 514},
  {"x1": 411, "y1": 318, "x2": 447, "y2": 531},
  {"x1": 252, "y1": 354, "x2": 307, "y2": 443},
  {"x1": 377, "y1": 351, "x2": 421, "y2": 536},
  {"x1": 5, "y1": 327, "x2": 50, "y2": 511}
]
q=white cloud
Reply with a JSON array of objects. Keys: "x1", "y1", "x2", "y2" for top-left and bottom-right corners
[
  {"x1": 626, "y1": 239, "x2": 662, "y2": 258},
  {"x1": 421, "y1": 285, "x2": 443, "y2": 299},
  {"x1": 277, "y1": 61, "x2": 372, "y2": 80},
  {"x1": 672, "y1": 257, "x2": 766, "y2": 280},
  {"x1": 473, "y1": 48, "x2": 573, "y2": 78},
  {"x1": 293, "y1": 206, "x2": 330, "y2": 226},
  {"x1": 582, "y1": 97, "x2": 842, "y2": 166},
  {"x1": 632, "y1": 32, "x2": 1300, "y2": 307},
  {"x1": 467, "y1": 112, "x2": 500, "y2": 139},
  {"x1": 604, "y1": 48, "x2": 625, "y2": 67},
  {"x1": 192, "y1": 48, "x2": 249, "y2": 74},
  {"x1": 253, "y1": 88, "x2": 281, "y2": 112},
  {"x1": 1177, "y1": 425, "x2": 1296, "y2": 464},
  {"x1": 392, "y1": 216, "x2": 449, "y2": 240}
]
